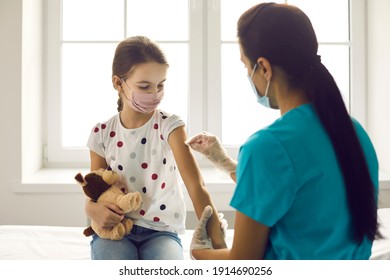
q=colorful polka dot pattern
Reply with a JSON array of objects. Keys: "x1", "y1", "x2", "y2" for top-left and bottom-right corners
[{"x1": 90, "y1": 110, "x2": 184, "y2": 228}]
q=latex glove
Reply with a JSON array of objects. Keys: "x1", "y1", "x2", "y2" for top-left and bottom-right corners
[
  {"x1": 218, "y1": 212, "x2": 228, "y2": 237},
  {"x1": 190, "y1": 205, "x2": 214, "y2": 259},
  {"x1": 185, "y1": 131, "x2": 237, "y2": 175}
]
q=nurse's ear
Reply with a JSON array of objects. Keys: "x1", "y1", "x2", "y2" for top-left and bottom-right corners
[{"x1": 257, "y1": 57, "x2": 272, "y2": 81}]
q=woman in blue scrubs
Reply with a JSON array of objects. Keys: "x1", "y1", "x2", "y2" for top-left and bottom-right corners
[{"x1": 187, "y1": 2, "x2": 381, "y2": 259}]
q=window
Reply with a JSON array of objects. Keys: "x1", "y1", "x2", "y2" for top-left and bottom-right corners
[{"x1": 45, "y1": 0, "x2": 365, "y2": 167}]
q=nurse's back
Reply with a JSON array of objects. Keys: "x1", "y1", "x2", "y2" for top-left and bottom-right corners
[{"x1": 255, "y1": 104, "x2": 378, "y2": 259}]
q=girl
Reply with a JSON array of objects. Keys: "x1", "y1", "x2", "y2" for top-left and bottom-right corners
[{"x1": 85, "y1": 36, "x2": 226, "y2": 260}]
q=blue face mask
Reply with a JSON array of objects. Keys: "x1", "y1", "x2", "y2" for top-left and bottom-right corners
[{"x1": 247, "y1": 63, "x2": 271, "y2": 108}]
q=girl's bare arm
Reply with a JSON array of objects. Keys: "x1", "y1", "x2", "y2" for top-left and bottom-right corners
[{"x1": 169, "y1": 126, "x2": 227, "y2": 249}]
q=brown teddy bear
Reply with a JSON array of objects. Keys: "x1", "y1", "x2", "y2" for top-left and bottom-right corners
[{"x1": 75, "y1": 168, "x2": 142, "y2": 240}]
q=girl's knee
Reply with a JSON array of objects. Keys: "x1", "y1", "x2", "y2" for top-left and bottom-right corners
[
  {"x1": 140, "y1": 233, "x2": 183, "y2": 260},
  {"x1": 90, "y1": 235, "x2": 138, "y2": 260}
]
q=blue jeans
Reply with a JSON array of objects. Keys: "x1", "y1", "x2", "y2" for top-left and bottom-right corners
[{"x1": 90, "y1": 225, "x2": 183, "y2": 260}]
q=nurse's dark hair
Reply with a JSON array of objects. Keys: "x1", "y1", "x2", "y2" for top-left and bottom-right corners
[
  {"x1": 112, "y1": 36, "x2": 168, "y2": 112},
  {"x1": 238, "y1": 3, "x2": 380, "y2": 243}
]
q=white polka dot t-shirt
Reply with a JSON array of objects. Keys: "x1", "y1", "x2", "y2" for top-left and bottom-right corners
[{"x1": 87, "y1": 109, "x2": 186, "y2": 234}]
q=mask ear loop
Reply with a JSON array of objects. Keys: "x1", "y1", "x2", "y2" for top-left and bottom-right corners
[
  {"x1": 264, "y1": 79, "x2": 270, "y2": 97},
  {"x1": 250, "y1": 63, "x2": 258, "y2": 79},
  {"x1": 120, "y1": 78, "x2": 133, "y2": 102},
  {"x1": 257, "y1": 60, "x2": 271, "y2": 97}
]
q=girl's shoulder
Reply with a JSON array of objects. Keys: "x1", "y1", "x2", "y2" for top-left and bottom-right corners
[
  {"x1": 155, "y1": 109, "x2": 185, "y2": 126},
  {"x1": 101, "y1": 114, "x2": 120, "y2": 127},
  {"x1": 156, "y1": 109, "x2": 183, "y2": 121},
  {"x1": 89, "y1": 114, "x2": 120, "y2": 135},
  {"x1": 155, "y1": 109, "x2": 185, "y2": 141}
]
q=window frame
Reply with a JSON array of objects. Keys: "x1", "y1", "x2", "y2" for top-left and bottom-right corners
[{"x1": 44, "y1": 0, "x2": 367, "y2": 168}]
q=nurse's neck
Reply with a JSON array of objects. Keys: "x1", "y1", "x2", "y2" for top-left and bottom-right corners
[{"x1": 274, "y1": 83, "x2": 309, "y2": 116}]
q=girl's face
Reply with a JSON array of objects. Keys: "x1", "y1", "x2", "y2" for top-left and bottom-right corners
[{"x1": 124, "y1": 62, "x2": 168, "y2": 94}]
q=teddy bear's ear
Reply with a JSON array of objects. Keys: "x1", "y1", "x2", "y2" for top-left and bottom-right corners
[
  {"x1": 74, "y1": 173, "x2": 86, "y2": 186},
  {"x1": 102, "y1": 169, "x2": 119, "y2": 185}
]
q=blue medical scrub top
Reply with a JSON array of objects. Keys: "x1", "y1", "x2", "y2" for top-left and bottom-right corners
[{"x1": 230, "y1": 104, "x2": 379, "y2": 259}]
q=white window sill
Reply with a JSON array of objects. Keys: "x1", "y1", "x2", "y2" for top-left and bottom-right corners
[
  {"x1": 13, "y1": 167, "x2": 236, "y2": 193},
  {"x1": 379, "y1": 171, "x2": 390, "y2": 189},
  {"x1": 13, "y1": 168, "x2": 390, "y2": 211},
  {"x1": 13, "y1": 167, "x2": 236, "y2": 211},
  {"x1": 14, "y1": 167, "x2": 390, "y2": 189}
]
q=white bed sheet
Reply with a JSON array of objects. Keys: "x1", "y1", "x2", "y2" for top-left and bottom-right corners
[
  {"x1": 1, "y1": 208, "x2": 389, "y2": 260},
  {"x1": 372, "y1": 208, "x2": 390, "y2": 259}
]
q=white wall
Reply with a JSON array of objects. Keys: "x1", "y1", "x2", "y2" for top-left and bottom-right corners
[
  {"x1": 0, "y1": 0, "x2": 86, "y2": 226},
  {"x1": 367, "y1": 0, "x2": 390, "y2": 173},
  {"x1": 367, "y1": 0, "x2": 390, "y2": 208},
  {"x1": 0, "y1": 0, "x2": 389, "y2": 227}
]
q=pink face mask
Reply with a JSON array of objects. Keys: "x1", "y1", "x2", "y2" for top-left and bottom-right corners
[{"x1": 121, "y1": 79, "x2": 164, "y2": 113}]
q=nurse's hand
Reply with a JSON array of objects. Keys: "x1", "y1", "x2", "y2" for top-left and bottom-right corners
[
  {"x1": 190, "y1": 205, "x2": 214, "y2": 259},
  {"x1": 185, "y1": 131, "x2": 237, "y2": 175}
]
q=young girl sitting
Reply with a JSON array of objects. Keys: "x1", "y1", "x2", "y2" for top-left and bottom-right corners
[{"x1": 85, "y1": 36, "x2": 226, "y2": 260}]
